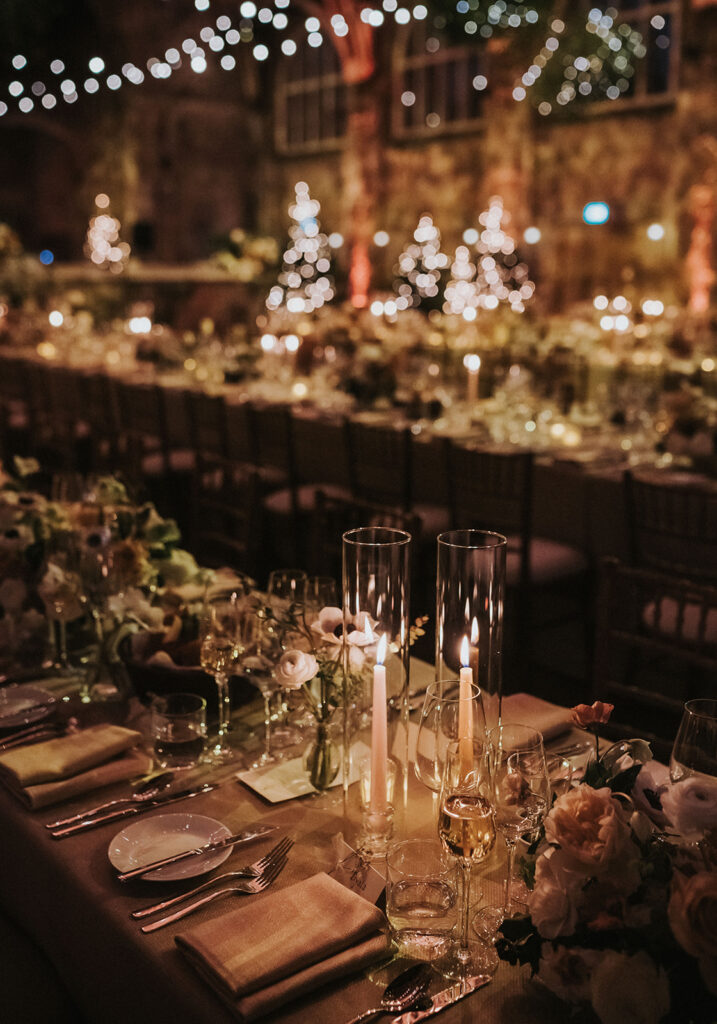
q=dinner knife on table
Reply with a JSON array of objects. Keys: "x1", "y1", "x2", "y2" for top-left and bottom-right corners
[
  {"x1": 49, "y1": 782, "x2": 219, "y2": 839},
  {"x1": 115, "y1": 823, "x2": 278, "y2": 881},
  {"x1": 391, "y1": 975, "x2": 492, "y2": 1023}
]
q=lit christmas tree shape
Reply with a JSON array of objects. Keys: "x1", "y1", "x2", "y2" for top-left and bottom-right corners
[
  {"x1": 266, "y1": 181, "x2": 335, "y2": 315},
  {"x1": 394, "y1": 214, "x2": 449, "y2": 310},
  {"x1": 443, "y1": 245, "x2": 479, "y2": 320},
  {"x1": 84, "y1": 193, "x2": 130, "y2": 273},
  {"x1": 472, "y1": 197, "x2": 535, "y2": 313}
]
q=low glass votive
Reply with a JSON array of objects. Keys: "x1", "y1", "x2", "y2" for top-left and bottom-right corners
[
  {"x1": 150, "y1": 693, "x2": 207, "y2": 770},
  {"x1": 357, "y1": 755, "x2": 398, "y2": 859},
  {"x1": 386, "y1": 838, "x2": 459, "y2": 961}
]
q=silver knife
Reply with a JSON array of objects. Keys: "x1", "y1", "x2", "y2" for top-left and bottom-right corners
[
  {"x1": 115, "y1": 823, "x2": 278, "y2": 881},
  {"x1": 391, "y1": 975, "x2": 492, "y2": 1023},
  {"x1": 49, "y1": 782, "x2": 218, "y2": 839}
]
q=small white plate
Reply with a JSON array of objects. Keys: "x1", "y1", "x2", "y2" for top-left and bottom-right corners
[
  {"x1": 0, "y1": 684, "x2": 56, "y2": 729},
  {"x1": 108, "y1": 813, "x2": 232, "y2": 882}
]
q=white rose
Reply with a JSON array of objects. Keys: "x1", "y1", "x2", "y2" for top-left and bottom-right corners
[
  {"x1": 661, "y1": 775, "x2": 717, "y2": 840},
  {"x1": 528, "y1": 846, "x2": 583, "y2": 939},
  {"x1": 275, "y1": 649, "x2": 318, "y2": 690},
  {"x1": 590, "y1": 950, "x2": 670, "y2": 1024},
  {"x1": 538, "y1": 944, "x2": 602, "y2": 1004},
  {"x1": 0, "y1": 577, "x2": 27, "y2": 613}
]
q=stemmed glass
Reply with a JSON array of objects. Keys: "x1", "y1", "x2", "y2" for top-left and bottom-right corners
[
  {"x1": 670, "y1": 699, "x2": 717, "y2": 785},
  {"x1": 267, "y1": 569, "x2": 308, "y2": 747},
  {"x1": 39, "y1": 533, "x2": 87, "y2": 674},
  {"x1": 415, "y1": 680, "x2": 486, "y2": 794},
  {"x1": 437, "y1": 739, "x2": 498, "y2": 978},
  {"x1": 199, "y1": 591, "x2": 246, "y2": 764},
  {"x1": 473, "y1": 724, "x2": 551, "y2": 940},
  {"x1": 241, "y1": 606, "x2": 283, "y2": 768}
]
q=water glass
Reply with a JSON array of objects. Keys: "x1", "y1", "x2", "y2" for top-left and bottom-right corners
[
  {"x1": 150, "y1": 693, "x2": 207, "y2": 770},
  {"x1": 386, "y1": 838, "x2": 459, "y2": 961}
]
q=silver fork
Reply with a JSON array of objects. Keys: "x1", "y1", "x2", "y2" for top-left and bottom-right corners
[
  {"x1": 131, "y1": 837, "x2": 293, "y2": 920},
  {"x1": 140, "y1": 853, "x2": 289, "y2": 933}
]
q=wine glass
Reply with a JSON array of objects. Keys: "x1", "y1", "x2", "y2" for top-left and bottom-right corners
[
  {"x1": 670, "y1": 699, "x2": 717, "y2": 784},
  {"x1": 266, "y1": 569, "x2": 308, "y2": 747},
  {"x1": 415, "y1": 680, "x2": 486, "y2": 793},
  {"x1": 39, "y1": 533, "x2": 87, "y2": 674},
  {"x1": 473, "y1": 724, "x2": 551, "y2": 941},
  {"x1": 303, "y1": 576, "x2": 338, "y2": 621},
  {"x1": 437, "y1": 739, "x2": 498, "y2": 978},
  {"x1": 199, "y1": 591, "x2": 246, "y2": 764},
  {"x1": 241, "y1": 605, "x2": 283, "y2": 768}
]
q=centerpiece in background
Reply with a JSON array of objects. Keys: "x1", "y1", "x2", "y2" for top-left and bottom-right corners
[
  {"x1": 435, "y1": 530, "x2": 506, "y2": 737},
  {"x1": 342, "y1": 526, "x2": 411, "y2": 859}
]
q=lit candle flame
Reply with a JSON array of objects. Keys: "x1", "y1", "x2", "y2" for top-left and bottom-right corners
[
  {"x1": 471, "y1": 617, "x2": 479, "y2": 645},
  {"x1": 363, "y1": 618, "x2": 375, "y2": 644},
  {"x1": 460, "y1": 635, "x2": 470, "y2": 668},
  {"x1": 377, "y1": 633, "x2": 387, "y2": 665}
]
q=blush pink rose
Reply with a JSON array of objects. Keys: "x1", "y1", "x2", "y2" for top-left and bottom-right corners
[
  {"x1": 543, "y1": 785, "x2": 640, "y2": 891},
  {"x1": 528, "y1": 847, "x2": 583, "y2": 939},
  {"x1": 275, "y1": 649, "x2": 318, "y2": 689}
]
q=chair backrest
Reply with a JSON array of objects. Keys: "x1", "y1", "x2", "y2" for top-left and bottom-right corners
[
  {"x1": 625, "y1": 470, "x2": 717, "y2": 583},
  {"x1": 186, "y1": 390, "x2": 229, "y2": 461},
  {"x1": 192, "y1": 469, "x2": 261, "y2": 575},
  {"x1": 347, "y1": 420, "x2": 412, "y2": 510},
  {"x1": 594, "y1": 556, "x2": 717, "y2": 757},
  {"x1": 116, "y1": 381, "x2": 165, "y2": 445},
  {"x1": 224, "y1": 400, "x2": 254, "y2": 466},
  {"x1": 247, "y1": 402, "x2": 293, "y2": 478},
  {"x1": 309, "y1": 489, "x2": 421, "y2": 581},
  {"x1": 446, "y1": 443, "x2": 533, "y2": 586},
  {"x1": 292, "y1": 412, "x2": 352, "y2": 488}
]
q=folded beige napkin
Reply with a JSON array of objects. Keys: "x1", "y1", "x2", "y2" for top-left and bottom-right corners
[
  {"x1": 0, "y1": 724, "x2": 151, "y2": 809},
  {"x1": 176, "y1": 872, "x2": 389, "y2": 1021},
  {"x1": 501, "y1": 692, "x2": 573, "y2": 741}
]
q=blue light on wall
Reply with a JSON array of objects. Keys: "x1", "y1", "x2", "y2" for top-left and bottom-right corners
[
  {"x1": 582, "y1": 202, "x2": 610, "y2": 225},
  {"x1": 39, "y1": 249, "x2": 54, "y2": 265}
]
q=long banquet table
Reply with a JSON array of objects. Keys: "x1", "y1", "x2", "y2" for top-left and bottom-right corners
[{"x1": 0, "y1": 694, "x2": 580, "y2": 1024}]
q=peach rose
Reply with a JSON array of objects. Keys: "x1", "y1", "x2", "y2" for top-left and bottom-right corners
[
  {"x1": 544, "y1": 785, "x2": 640, "y2": 891},
  {"x1": 571, "y1": 701, "x2": 614, "y2": 729},
  {"x1": 275, "y1": 649, "x2": 318, "y2": 690},
  {"x1": 668, "y1": 871, "x2": 717, "y2": 995}
]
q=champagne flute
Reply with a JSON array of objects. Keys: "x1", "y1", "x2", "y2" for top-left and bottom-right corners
[
  {"x1": 437, "y1": 739, "x2": 498, "y2": 978},
  {"x1": 473, "y1": 724, "x2": 551, "y2": 941},
  {"x1": 199, "y1": 592, "x2": 244, "y2": 764},
  {"x1": 39, "y1": 533, "x2": 87, "y2": 674}
]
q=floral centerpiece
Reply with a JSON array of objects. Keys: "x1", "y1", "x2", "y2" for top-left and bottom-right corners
[
  {"x1": 496, "y1": 701, "x2": 717, "y2": 1024},
  {"x1": 271, "y1": 603, "x2": 427, "y2": 790}
]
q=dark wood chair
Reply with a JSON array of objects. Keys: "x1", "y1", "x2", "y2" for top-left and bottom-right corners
[
  {"x1": 347, "y1": 420, "x2": 412, "y2": 510},
  {"x1": 594, "y1": 556, "x2": 717, "y2": 759},
  {"x1": 309, "y1": 489, "x2": 422, "y2": 590},
  {"x1": 625, "y1": 470, "x2": 717, "y2": 583},
  {"x1": 445, "y1": 442, "x2": 589, "y2": 687}
]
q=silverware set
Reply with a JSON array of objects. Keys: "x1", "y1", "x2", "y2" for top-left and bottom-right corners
[
  {"x1": 0, "y1": 719, "x2": 69, "y2": 751},
  {"x1": 45, "y1": 770, "x2": 176, "y2": 829},
  {"x1": 133, "y1": 836, "x2": 293, "y2": 934}
]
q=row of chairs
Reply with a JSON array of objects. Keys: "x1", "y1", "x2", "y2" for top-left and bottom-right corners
[{"x1": 594, "y1": 472, "x2": 717, "y2": 756}]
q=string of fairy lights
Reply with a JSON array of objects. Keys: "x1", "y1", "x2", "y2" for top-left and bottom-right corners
[{"x1": 0, "y1": 2, "x2": 655, "y2": 120}]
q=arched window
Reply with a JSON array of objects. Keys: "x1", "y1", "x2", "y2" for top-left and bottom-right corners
[
  {"x1": 392, "y1": 22, "x2": 487, "y2": 141},
  {"x1": 274, "y1": 38, "x2": 347, "y2": 154}
]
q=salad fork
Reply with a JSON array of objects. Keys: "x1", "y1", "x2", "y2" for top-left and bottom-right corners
[
  {"x1": 131, "y1": 837, "x2": 293, "y2": 919},
  {"x1": 140, "y1": 853, "x2": 289, "y2": 933}
]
